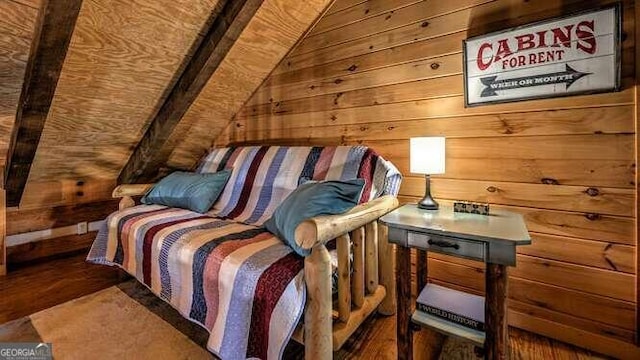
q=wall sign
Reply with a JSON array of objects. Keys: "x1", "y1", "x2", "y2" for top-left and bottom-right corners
[{"x1": 463, "y1": 5, "x2": 621, "y2": 107}]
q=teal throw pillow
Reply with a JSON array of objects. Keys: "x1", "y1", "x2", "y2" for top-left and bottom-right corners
[
  {"x1": 141, "y1": 170, "x2": 231, "y2": 213},
  {"x1": 264, "y1": 179, "x2": 365, "y2": 257}
]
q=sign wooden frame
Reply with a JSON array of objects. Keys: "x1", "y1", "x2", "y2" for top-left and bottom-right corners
[{"x1": 463, "y1": 4, "x2": 621, "y2": 107}]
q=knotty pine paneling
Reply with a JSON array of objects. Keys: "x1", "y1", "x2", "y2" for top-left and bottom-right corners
[
  {"x1": 229, "y1": 0, "x2": 639, "y2": 356},
  {"x1": 311, "y1": 0, "x2": 420, "y2": 34}
]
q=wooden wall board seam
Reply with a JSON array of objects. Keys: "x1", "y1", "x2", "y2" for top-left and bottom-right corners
[
  {"x1": 402, "y1": 173, "x2": 637, "y2": 189},
  {"x1": 422, "y1": 256, "x2": 635, "y2": 341},
  {"x1": 399, "y1": 195, "x2": 635, "y2": 246},
  {"x1": 286, "y1": 2, "x2": 484, "y2": 61},
  {"x1": 510, "y1": 310, "x2": 640, "y2": 359},
  {"x1": 246, "y1": 83, "x2": 635, "y2": 120},
  {"x1": 256, "y1": 50, "x2": 465, "y2": 98},
  {"x1": 324, "y1": 0, "x2": 367, "y2": 16},
  {"x1": 428, "y1": 255, "x2": 636, "y2": 303},
  {"x1": 262, "y1": 31, "x2": 470, "y2": 89},
  {"x1": 244, "y1": 76, "x2": 636, "y2": 115},
  {"x1": 520, "y1": 231, "x2": 635, "y2": 274},
  {"x1": 508, "y1": 299, "x2": 636, "y2": 342},
  {"x1": 293, "y1": 0, "x2": 497, "y2": 57},
  {"x1": 430, "y1": 255, "x2": 639, "y2": 311},
  {"x1": 308, "y1": 0, "x2": 424, "y2": 36},
  {"x1": 408, "y1": 195, "x2": 634, "y2": 218},
  {"x1": 238, "y1": 110, "x2": 637, "y2": 137},
  {"x1": 236, "y1": 97, "x2": 636, "y2": 130}
]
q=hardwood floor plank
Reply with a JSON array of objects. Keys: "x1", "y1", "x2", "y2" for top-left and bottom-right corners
[{"x1": 0, "y1": 253, "x2": 122, "y2": 324}]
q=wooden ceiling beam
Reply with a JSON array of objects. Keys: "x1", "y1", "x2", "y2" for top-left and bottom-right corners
[
  {"x1": 118, "y1": 0, "x2": 264, "y2": 184},
  {"x1": 4, "y1": 0, "x2": 83, "y2": 207}
]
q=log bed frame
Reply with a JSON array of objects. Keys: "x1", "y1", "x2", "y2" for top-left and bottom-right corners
[{"x1": 113, "y1": 184, "x2": 399, "y2": 359}]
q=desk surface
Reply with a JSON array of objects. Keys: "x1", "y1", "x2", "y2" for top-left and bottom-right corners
[{"x1": 380, "y1": 204, "x2": 531, "y2": 245}]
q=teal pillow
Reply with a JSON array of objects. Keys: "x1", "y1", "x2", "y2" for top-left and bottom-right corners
[
  {"x1": 141, "y1": 170, "x2": 231, "y2": 213},
  {"x1": 264, "y1": 179, "x2": 365, "y2": 257}
]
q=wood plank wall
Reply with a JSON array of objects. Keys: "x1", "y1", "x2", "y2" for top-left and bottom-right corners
[{"x1": 227, "y1": 0, "x2": 640, "y2": 357}]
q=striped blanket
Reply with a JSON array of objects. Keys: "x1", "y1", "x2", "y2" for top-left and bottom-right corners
[
  {"x1": 197, "y1": 146, "x2": 401, "y2": 225},
  {"x1": 88, "y1": 146, "x2": 401, "y2": 359}
]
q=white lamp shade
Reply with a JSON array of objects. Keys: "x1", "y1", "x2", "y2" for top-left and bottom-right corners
[{"x1": 410, "y1": 137, "x2": 446, "y2": 175}]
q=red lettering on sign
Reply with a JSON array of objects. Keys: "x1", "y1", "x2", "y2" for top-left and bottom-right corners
[
  {"x1": 477, "y1": 42, "x2": 493, "y2": 70},
  {"x1": 494, "y1": 39, "x2": 513, "y2": 61},
  {"x1": 474, "y1": 17, "x2": 597, "y2": 72},
  {"x1": 551, "y1": 25, "x2": 574, "y2": 47},
  {"x1": 515, "y1": 33, "x2": 536, "y2": 51},
  {"x1": 576, "y1": 20, "x2": 596, "y2": 54},
  {"x1": 535, "y1": 31, "x2": 548, "y2": 48}
]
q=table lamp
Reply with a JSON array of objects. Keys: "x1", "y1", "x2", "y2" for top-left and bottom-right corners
[{"x1": 410, "y1": 137, "x2": 445, "y2": 210}]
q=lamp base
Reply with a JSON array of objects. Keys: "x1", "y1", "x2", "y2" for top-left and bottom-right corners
[
  {"x1": 417, "y1": 194, "x2": 439, "y2": 210},
  {"x1": 417, "y1": 174, "x2": 439, "y2": 210}
]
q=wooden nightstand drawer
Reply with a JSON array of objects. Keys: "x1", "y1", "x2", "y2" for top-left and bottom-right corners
[{"x1": 407, "y1": 232, "x2": 486, "y2": 261}]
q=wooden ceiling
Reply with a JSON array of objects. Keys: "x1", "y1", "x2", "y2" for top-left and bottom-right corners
[
  {"x1": 0, "y1": 0, "x2": 40, "y2": 165},
  {"x1": 0, "y1": 0, "x2": 333, "y2": 206},
  {"x1": 162, "y1": 0, "x2": 332, "y2": 170},
  {"x1": 28, "y1": 0, "x2": 224, "y2": 182}
]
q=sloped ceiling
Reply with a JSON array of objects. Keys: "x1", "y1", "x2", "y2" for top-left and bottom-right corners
[
  {"x1": 2, "y1": 0, "x2": 333, "y2": 192},
  {"x1": 0, "y1": 0, "x2": 40, "y2": 165},
  {"x1": 161, "y1": 0, "x2": 332, "y2": 169},
  {"x1": 26, "y1": 0, "x2": 222, "y2": 182}
]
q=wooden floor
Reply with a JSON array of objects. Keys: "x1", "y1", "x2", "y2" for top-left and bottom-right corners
[
  {"x1": 0, "y1": 253, "x2": 609, "y2": 359},
  {"x1": 0, "y1": 251, "x2": 121, "y2": 324}
]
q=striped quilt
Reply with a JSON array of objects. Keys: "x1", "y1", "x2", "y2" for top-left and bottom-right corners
[
  {"x1": 197, "y1": 146, "x2": 401, "y2": 225},
  {"x1": 88, "y1": 146, "x2": 401, "y2": 359}
]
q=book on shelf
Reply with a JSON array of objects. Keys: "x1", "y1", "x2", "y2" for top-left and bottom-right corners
[{"x1": 416, "y1": 283, "x2": 485, "y2": 332}]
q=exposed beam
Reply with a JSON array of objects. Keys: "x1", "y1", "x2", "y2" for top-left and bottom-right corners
[
  {"x1": 118, "y1": 0, "x2": 264, "y2": 184},
  {"x1": 4, "y1": 0, "x2": 83, "y2": 207}
]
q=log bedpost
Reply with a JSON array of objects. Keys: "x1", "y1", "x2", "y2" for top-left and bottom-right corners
[
  {"x1": 365, "y1": 221, "x2": 379, "y2": 293},
  {"x1": 352, "y1": 227, "x2": 365, "y2": 308},
  {"x1": 304, "y1": 244, "x2": 333, "y2": 360},
  {"x1": 337, "y1": 233, "x2": 351, "y2": 322}
]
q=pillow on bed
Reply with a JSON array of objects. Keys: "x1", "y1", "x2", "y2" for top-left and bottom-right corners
[
  {"x1": 264, "y1": 179, "x2": 365, "y2": 257},
  {"x1": 141, "y1": 170, "x2": 231, "y2": 213}
]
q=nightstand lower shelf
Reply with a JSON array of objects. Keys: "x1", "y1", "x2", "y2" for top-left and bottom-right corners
[{"x1": 412, "y1": 310, "x2": 485, "y2": 347}]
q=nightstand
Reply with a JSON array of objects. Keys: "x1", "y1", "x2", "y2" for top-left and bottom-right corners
[{"x1": 380, "y1": 204, "x2": 531, "y2": 360}]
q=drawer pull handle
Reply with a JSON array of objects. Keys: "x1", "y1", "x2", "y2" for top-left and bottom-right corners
[{"x1": 428, "y1": 239, "x2": 460, "y2": 250}]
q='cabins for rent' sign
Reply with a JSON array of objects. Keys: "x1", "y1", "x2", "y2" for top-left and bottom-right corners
[{"x1": 463, "y1": 5, "x2": 621, "y2": 107}]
